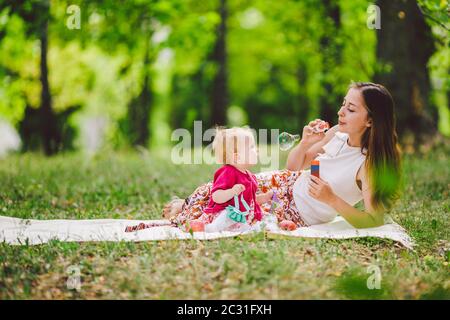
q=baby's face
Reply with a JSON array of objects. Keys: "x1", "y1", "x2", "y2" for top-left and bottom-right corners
[{"x1": 235, "y1": 134, "x2": 258, "y2": 166}]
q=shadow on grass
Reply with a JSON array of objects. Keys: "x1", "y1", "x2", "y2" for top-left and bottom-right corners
[
  {"x1": 419, "y1": 286, "x2": 450, "y2": 300},
  {"x1": 333, "y1": 267, "x2": 392, "y2": 299}
]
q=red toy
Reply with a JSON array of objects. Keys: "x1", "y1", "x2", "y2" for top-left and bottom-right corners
[
  {"x1": 187, "y1": 219, "x2": 205, "y2": 232},
  {"x1": 279, "y1": 220, "x2": 297, "y2": 231}
]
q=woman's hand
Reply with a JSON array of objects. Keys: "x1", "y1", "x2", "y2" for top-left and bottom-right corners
[
  {"x1": 301, "y1": 119, "x2": 326, "y2": 146},
  {"x1": 308, "y1": 175, "x2": 336, "y2": 205}
]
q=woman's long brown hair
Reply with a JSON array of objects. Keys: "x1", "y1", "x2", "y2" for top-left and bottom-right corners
[{"x1": 351, "y1": 82, "x2": 402, "y2": 212}]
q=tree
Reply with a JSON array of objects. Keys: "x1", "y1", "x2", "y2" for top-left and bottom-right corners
[
  {"x1": 209, "y1": 0, "x2": 228, "y2": 127},
  {"x1": 375, "y1": 0, "x2": 438, "y2": 146},
  {"x1": 122, "y1": 18, "x2": 154, "y2": 147},
  {"x1": 38, "y1": 2, "x2": 60, "y2": 155},
  {"x1": 318, "y1": 0, "x2": 343, "y2": 124},
  {"x1": 1, "y1": 0, "x2": 60, "y2": 155},
  {"x1": 77, "y1": 0, "x2": 178, "y2": 147},
  {"x1": 168, "y1": 0, "x2": 222, "y2": 132}
]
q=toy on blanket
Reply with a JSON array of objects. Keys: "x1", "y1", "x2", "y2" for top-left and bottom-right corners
[
  {"x1": 279, "y1": 220, "x2": 298, "y2": 231},
  {"x1": 186, "y1": 219, "x2": 205, "y2": 232}
]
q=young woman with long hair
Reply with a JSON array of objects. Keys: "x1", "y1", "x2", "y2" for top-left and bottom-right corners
[{"x1": 164, "y1": 82, "x2": 402, "y2": 229}]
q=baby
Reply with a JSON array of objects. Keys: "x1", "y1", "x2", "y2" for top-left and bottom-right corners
[{"x1": 188, "y1": 127, "x2": 273, "y2": 232}]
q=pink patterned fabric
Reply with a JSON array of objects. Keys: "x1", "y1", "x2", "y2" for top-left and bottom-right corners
[{"x1": 170, "y1": 169, "x2": 307, "y2": 228}]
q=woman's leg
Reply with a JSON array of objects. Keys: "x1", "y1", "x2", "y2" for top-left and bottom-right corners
[
  {"x1": 167, "y1": 169, "x2": 306, "y2": 227},
  {"x1": 169, "y1": 182, "x2": 215, "y2": 226},
  {"x1": 256, "y1": 169, "x2": 307, "y2": 227},
  {"x1": 162, "y1": 198, "x2": 184, "y2": 219},
  {"x1": 167, "y1": 171, "x2": 282, "y2": 225},
  {"x1": 254, "y1": 169, "x2": 295, "y2": 214},
  {"x1": 283, "y1": 179, "x2": 308, "y2": 227}
]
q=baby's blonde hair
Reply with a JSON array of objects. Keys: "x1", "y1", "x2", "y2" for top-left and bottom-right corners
[{"x1": 212, "y1": 127, "x2": 255, "y2": 164}]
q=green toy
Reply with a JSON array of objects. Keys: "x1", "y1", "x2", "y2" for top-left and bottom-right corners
[{"x1": 226, "y1": 195, "x2": 251, "y2": 223}]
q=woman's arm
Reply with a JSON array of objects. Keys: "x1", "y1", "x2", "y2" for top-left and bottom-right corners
[
  {"x1": 308, "y1": 166, "x2": 385, "y2": 228},
  {"x1": 328, "y1": 195, "x2": 384, "y2": 228},
  {"x1": 344, "y1": 164, "x2": 385, "y2": 227},
  {"x1": 299, "y1": 125, "x2": 339, "y2": 170},
  {"x1": 286, "y1": 140, "x2": 314, "y2": 171},
  {"x1": 286, "y1": 124, "x2": 339, "y2": 171}
]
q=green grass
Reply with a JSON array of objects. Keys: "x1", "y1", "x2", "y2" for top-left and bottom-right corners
[{"x1": 0, "y1": 144, "x2": 449, "y2": 299}]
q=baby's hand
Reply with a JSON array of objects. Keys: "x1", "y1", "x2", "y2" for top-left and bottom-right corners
[
  {"x1": 262, "y1": 190, "x2": 274, "y2": 203},
  {"x1": 231, "y1": 184, "x2": 245, "y2": 195},
  {"x1": 256, "y1": 190, "x2": 274, "y2": 204}
]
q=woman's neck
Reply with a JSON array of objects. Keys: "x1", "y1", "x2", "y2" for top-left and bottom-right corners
[{"x1": 347, "y1": 132, "x2": 362, "y2": 147}]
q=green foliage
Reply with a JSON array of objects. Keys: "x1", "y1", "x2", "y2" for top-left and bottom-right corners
[
  {"x1": 420, "y1": 0, "x2": 450, "y2": 136},
  {"x1": 0, "y1": 14, "x2": 36, "y2": 125},
  {"x1": 0, "y1": 0, "x2": 448, "y2": 150},
  {"x1": 417, "y1": 0, "x2": 449, "y2": 34}
]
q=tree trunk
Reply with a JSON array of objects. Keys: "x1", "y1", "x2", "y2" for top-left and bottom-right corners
[
  {"x1": 319, "y1": 0, "x2": 342, "y2": 124},
  {"x1": 296, "y1": 60, "x2": 309, "y2": 129},
  {"x1": 374, "y1": 0, "x2": 438, "y2": 146},
  {"x1": 128, "y1": 37, "x2": 152, "y2": 147},
  {"x1": 209, "y1": 0, "x2": 228, "y2": 127},
  {"x1": 39, "y1": 11, "x2": 59, "y2": 156}
]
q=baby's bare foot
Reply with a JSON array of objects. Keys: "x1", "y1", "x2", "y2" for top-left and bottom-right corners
[{"x1": 162, "y1": 199, "x2": 184, "y2": 219}]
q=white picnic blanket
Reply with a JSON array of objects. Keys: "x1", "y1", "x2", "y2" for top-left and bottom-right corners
[
  {"x1": 0, "y1": 214, "x2": 414, "y2": 249},
  {"x1": 265, "y1": 216, "x2": 414, "y2": 249}
]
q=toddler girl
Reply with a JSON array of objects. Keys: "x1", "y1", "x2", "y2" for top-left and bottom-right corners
[{"x1": 186, "y1": 127, "x2": 273, "y2": 232}]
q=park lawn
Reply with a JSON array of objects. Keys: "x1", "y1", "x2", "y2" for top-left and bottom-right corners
[{"x1": 0, "y1": 145, "x2": 448, "y2": 299}]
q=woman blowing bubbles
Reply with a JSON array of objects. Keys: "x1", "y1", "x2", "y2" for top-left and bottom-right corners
[{"x1": 164, "y1": 82, "x2": 402, "y2": 229}]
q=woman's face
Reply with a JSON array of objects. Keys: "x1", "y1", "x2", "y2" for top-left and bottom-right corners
[{"x1": 337, "y1": 88, "x2": 371, "y2": 136}]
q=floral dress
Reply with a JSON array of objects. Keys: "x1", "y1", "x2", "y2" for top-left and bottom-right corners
[{"x1": 170, "y1": 169, "x2": 308, "y2": 228}]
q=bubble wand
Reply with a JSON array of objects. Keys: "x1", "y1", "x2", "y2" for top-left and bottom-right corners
[{"x1": 278, "y1": 121, "x2": 330, "y2": 151}]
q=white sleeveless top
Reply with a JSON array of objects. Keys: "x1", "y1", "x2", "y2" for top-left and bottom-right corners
[{"x1": 293, "y1": 131, "x2": 367, "y2": 225}]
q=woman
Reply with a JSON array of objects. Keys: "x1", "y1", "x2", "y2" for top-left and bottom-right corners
[{"x1": 163, "y1": 82, "x2": 402, "y2": 229}]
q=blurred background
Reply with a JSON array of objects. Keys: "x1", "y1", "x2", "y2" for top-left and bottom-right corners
[{"x1": 0, "y1": 0, "x2": 448, "y2": 157}]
